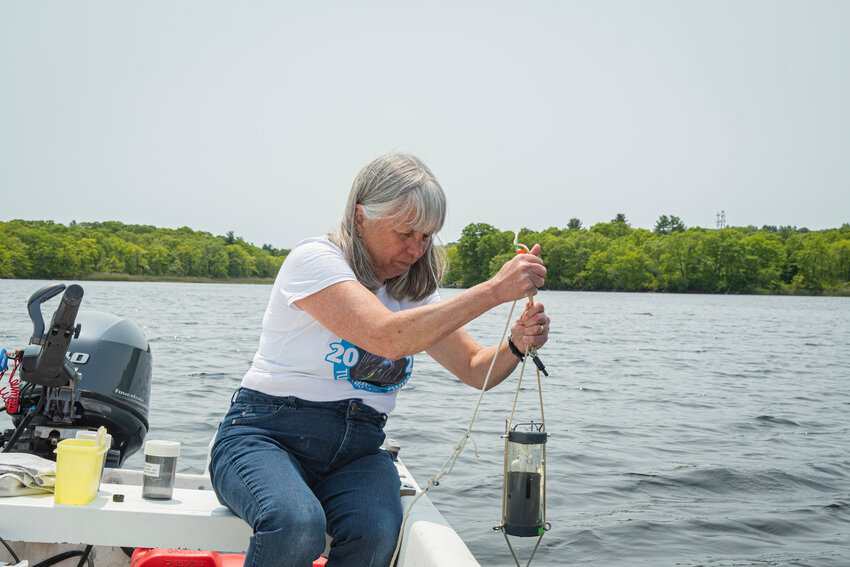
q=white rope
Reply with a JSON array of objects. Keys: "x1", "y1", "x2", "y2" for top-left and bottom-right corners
[
  {"x1": 500, "y1": 331, "x2": 547, "y2": 567},
  {"x1": 390, "y1": 299, "x2": 519, "y2": 565},
  {"x1": 498, "y1": 234, "x2": 550, "y2": 567},
  {"x1": 391, "y1": 232, "x2": 547, "y2": 565}
]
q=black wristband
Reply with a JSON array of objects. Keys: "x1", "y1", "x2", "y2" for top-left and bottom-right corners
[{"x1": 507, "y1": 337, "x2": 525, "y2": 361}]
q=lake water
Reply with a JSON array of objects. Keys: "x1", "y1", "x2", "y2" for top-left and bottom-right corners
[{"x1": 1, "y1": 280, "x2": 848, "y2": 566}]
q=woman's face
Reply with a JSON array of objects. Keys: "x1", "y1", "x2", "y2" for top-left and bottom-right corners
[{"x1": 356, "y1": 204, "x2": 431, "y2": 282}]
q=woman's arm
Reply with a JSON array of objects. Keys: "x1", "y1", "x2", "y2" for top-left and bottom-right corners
[
  {"x1": 294, "y1": 245, "x2": 546, "y2": 361},
  {"x1": 427, "y1": 300, "x2": 550, "y2": 390}
]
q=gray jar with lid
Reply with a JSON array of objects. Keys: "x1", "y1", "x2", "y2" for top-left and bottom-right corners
[{"x1": 142, "y1": 440, "x2": 180, "y2": 499}]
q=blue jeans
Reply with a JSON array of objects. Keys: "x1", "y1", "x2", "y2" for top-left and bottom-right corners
[{"x1": 209, "y1": 388, "x2": 402, "y2": 567}]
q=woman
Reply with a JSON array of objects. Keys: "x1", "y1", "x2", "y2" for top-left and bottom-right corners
[{"x1": 209, "y1": 153, "x2": 550, "y2": 566}]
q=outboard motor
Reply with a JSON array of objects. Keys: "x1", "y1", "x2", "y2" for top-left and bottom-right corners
[{"x1": 1, "y1": 283, "x2": 151, "y2": 467}]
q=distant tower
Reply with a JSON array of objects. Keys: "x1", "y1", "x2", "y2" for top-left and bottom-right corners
[{"x1": 716, "y1": 210, "x2": 726, "y2": 229}]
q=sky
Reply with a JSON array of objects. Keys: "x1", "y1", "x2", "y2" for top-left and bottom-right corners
[{"x1": 2, "y1": 1, "x2": 848, "y2": 249}]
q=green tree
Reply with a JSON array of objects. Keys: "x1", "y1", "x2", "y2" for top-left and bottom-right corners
[
  {"x1": 174, "y1": 243, "x2": 203, "y2": 277},
  {"x1": 654, "y1": 214, "x2": 686, "y2": 235},
  {"x1": 609, "y1": 242, "x2": 655, "y2": 291},
  {"x1": 645, "y1": 230, "x2": 703, "y2": 291},
  {"x1": 696, "y1": 229, "x2": 755, "y2": 292},
  {"x1": 1, "y1": 218, "x2": 845, "y2": 293},
  {"x1": 456, "y1": 223, "x2": 500, "y2": 286},
  {"x1": 252, "y1": 249, "x2": 283, "y2": 279},
  {"x1": 555, "y1": 231, "x2": 611, "y2": 289},
  {"x1": 210, "y1": 249, "x2": 230, "y2": 278},
  {"x1": 832, "y1": 237, "x2": 850, "y2": 284},
  {"x1": 579, "y1": 240, "x2": 653, "y2": 291},
  {"x1": 791, "y1": 232, "x2": 833, "y2": 289},
  {"x1": 146, "y1": 243, "x2": 172, "y2": 276},
  {"x1": 654, "y1": 215, "x2": 671, "y2": 235},
  {"x1": 590, "y1": 215, "x2": 632, "y2": 239},
  {"x1": 743, "y1": 231, "x2": 784, "y2": 289},
  {"x1": 441, "y1": 246, "x2": 463, "y2": 287},
  {"x1": 226, "y1": 244, "x2": 257, "y2": 278},
  {"x1": 0, "y1": 233, "x2": 31, "y2": 277}
]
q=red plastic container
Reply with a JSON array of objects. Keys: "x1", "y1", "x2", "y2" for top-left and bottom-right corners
[{"x1": 130, "y1": 548, "x2": 327, "y2": 566}]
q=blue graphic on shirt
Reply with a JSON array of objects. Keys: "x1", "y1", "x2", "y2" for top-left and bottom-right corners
[{"x1": 325, "y1": 340, "x2": 413, "y2": 393}]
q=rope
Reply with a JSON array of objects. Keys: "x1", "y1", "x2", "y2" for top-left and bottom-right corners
[
  {"x1": 500, "y1": 340, "x2": 547, "y2": 567},
  {"x1": 500, "y1": 232, "x2": 548, "y2": 567},
  {"x1": 502, "y1": 528, "x2": 546, "y2": 567},
  {"x1": 390, "y1": 299, "x2": 519, "y2": 565},
  {"x1": 391, "y1": 233, "x2": 548, "y2": 566}
]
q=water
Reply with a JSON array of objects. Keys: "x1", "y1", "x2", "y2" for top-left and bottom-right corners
[{"x1": 2, "y1": 280, "x2": 849, "y2": 566}]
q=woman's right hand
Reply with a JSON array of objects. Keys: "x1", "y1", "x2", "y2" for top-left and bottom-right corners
[{"x1": 489, "y1": 243, "x2": 546, "y2": 303}]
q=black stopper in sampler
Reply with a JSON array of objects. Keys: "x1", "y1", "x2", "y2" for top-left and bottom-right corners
[
  {"x1": 507, "y1": 338, "x2": 549, "y2": 376},
  {"x1": 531, "y1": 354, "x2": 548, "y2": 377}
]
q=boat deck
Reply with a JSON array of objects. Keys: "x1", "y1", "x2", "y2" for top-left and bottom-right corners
[
  {"x1": 0, "y1": 464, "x2": 481, "y2": 566},
  {"x1": 0, "y1": 479, "x2": 252, "y2": 552}
]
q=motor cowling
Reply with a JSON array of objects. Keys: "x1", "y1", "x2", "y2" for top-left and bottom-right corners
[
  {"x1": 67, "y1": 311, "x2": 152, "y2": 465},
  {"x1": 7, "y1": 311, "x2": 151, "y2": 466}
]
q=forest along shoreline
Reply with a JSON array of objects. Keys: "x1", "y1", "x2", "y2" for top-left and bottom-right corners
[{"x1": 1, "y1": 219, "x2": 849, "y2": 296}]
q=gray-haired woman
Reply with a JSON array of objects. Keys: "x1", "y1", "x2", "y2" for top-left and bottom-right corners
[{"x1": 209, "y1": 153, "x2": 550, "y2": 566}]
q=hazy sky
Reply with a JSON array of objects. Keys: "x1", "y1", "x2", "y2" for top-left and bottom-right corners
[{"x1": 2, "y1": 1, "x2": 848, "y2": 249}]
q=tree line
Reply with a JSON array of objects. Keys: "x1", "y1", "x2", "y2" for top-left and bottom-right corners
[
  {"x1": 444, "y1": 216, "x2": 850, "y2": 294},
  {"x1": 0, "y1": 220, "x2": 288, "y2": 280},
  {"x1": 2, "y1": 217, "x2": 848, "y2": 294}
]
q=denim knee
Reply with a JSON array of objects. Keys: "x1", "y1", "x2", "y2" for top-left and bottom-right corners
[
  {"x1": 328, "y1": 504, "x2": 401, "y2": 564},
  {"x1": 368, "y1": 504, "x2": 403, "y2": 545},
  {"x1": 250, "y1": 502, "x2": 326, "y2": 565}
]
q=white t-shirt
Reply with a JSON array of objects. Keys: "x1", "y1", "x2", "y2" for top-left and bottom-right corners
[{"x1": 240, "y1": 236, "x2": 441, "y2": 414}]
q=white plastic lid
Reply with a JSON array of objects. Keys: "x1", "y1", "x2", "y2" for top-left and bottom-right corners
[
  {"x1": 144, "y1": 439, "x2": 181, "y2": 457},
  {"x1": 77, "y1": 429, "x2": 112, "y2": 449}
]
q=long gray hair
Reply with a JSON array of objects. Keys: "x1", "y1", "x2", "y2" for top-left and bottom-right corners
[{"x1": 329, "y1": 153, "x2": 447, "y2": 301}]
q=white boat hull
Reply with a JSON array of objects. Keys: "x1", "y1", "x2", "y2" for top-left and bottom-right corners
[{"x1": 0, "y1": 460, "x2": 479, "y2": 566}]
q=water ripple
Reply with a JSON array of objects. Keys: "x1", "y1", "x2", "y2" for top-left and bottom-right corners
[{"x1": 2, "y1": 283, "x2": 849, "y2": 566}]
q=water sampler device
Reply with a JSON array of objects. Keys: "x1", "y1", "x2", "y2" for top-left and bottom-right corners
[
  {"x1": 493, "y1": 238, "x2": 551, "y2": 565},
  {"x1": 391, "y1": 234, "x2": 553, "y2": 567}
]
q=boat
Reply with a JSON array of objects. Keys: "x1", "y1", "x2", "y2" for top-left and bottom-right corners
[
  {"x1": 0, "y1": 283, "x2": 480, "y2": 566},
  {"x1": 0, "y1": 444, "x2": 479, "y2": 566}
]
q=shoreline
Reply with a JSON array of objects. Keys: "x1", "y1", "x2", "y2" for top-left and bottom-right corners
[
  {"x1": 0, "y1": 273, "x2": 276, "y2": 285},
  {"x1": 3, "y1": 275, "x2": 847, "y2": 296},
  {"x1": 81, "y1": 273, "x2": 276, "y2": 285}
]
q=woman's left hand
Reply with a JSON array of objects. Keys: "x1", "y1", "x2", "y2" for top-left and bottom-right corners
[{"x1": 510, "y1": 301, "x2": 550, "y2": 353}]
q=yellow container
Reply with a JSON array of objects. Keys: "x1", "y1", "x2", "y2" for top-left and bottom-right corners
[{"x1": 54, "y1": 429, "x2": 108, "y2": 505}]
